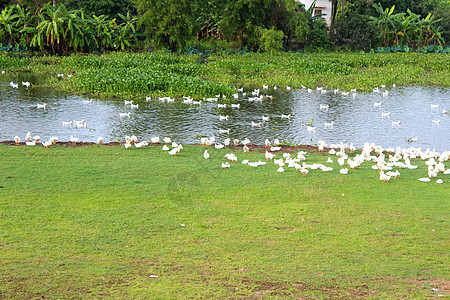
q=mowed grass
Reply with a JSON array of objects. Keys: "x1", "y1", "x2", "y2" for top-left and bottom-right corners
[{"x1": 0, "y1": 144, "x2": 448, "y2": 299}]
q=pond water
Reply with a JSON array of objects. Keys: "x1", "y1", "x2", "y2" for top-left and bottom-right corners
[{"x1": 1, "y1": 73, "x2": 449, "y2": 151}]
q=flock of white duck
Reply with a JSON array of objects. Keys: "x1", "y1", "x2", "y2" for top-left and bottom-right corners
[
  {"x1": 5, "y1": 73, "x2": 449, "y2": 183},
  {"x1": 202, "y1": 137, "x2": 449, "y2": 183}
]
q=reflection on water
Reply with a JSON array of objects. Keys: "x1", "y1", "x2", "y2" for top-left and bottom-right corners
[{"x1": 0, "y1": 73, "x2": 449, "y2": 151}]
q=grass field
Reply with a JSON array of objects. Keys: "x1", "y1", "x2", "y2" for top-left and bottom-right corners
[{"x1": 0, "y1": 144, "x2": 448, "y2": 298}]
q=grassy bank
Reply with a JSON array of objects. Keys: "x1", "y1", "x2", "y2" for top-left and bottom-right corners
[
  {"x1": 1, "y1": 52, "x2": 449, "y2": 100},
  {"x1": 0, "y1": 144, "x2": 448, "y2": 298}
]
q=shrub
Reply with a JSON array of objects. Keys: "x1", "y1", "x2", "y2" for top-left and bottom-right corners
[
  {"x1": 307, "y1": 19, "x2": 333, "y2": 51},
  {"x1": 259, "y1": 27, "x2": 285, "y2": 53}
]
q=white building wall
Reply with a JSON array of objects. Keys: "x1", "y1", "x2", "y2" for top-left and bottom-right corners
[{"x1": 296, "y1": 0, "x2": 333, "y2": 27}]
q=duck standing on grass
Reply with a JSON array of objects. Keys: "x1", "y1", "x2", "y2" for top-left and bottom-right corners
[
  {"x1": 379, "y1": 171, "x2": 391, "y2": 182},
  {"x1": 25, "y1": 132, "x2": 32, "y2": 142},
  {"x1": 203, "y1": 150, "x2": 210, "y2": 159},
  {"x1": 70, "y1": 136, "x2": 79, "y2": 144}
]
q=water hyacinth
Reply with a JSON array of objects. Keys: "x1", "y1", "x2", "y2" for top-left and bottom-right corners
[{"x1": 2, "y1": 52, "x2": 449, "y2": 101}]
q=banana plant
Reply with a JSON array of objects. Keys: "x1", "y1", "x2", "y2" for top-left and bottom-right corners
[
  {"x1": 35, "y1": 3, "x2": 67, "y2": 53},
  {"x1": 369, "y1": 4, "x2": 399, "y2": 47},
  {"x1": 14, "y1": 4, "x2": 36, "y2": 45},
  {"x1": 116, "y1": 11, "x2": 138, "y2": 50},
  {"x1": 421, "y1": 14, "x2": 444, "y2": 47},
  {"x1": 64, "y1": 9, "x2": 87, "y2": 52},
  {"x1": 304, "y1": 0, "x2": 327, "y2": 24},
  {"x1": 0, "y1": 6, "x2": 19, "y2": 44},
  {"x1": 396, "y1": 9, "x2": 419, "y2": 47},
  {"x1": 91, "y1": 14, "x2": 116, "y2": 49}
]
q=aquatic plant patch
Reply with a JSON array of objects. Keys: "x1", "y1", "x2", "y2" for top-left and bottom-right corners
[{"x1": 1, "y1": 52, "x2": 449, "y2": 99}]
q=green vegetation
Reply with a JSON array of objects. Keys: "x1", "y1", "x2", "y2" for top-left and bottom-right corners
[
  {"x1": 0, "y1": 3, "x2": 137, "y2": 54},
  {"x1": 0, "y1": 144, "x2": 448, "y2": 298},
  {"x1": 1, "y1": 0, "x2": 449, "y2": 53},
  {"x1": 259, "y1": 27, "x2": 285, "y2": 53},
  {"x1": 369, "y1": 3, "x2": 444, "y2": 48},
  {"x1": 1, "y1": 51, "x2": 449, "y2": 99}
]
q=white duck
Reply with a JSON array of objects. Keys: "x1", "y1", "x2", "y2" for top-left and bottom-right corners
[
  {"x1": 339, "y1": 168, "x2": 349, "y2": 175},
  {"x1": 242, "y1": 138, "x2": 250, "y2": 145},
  {"x1": 265, "y1": 151, "x2": 275, "y2": 160},
  {"x1": 119, "y1": 112, "x2": 132, "y2": 118},
  {"x1": 168, "y1": 148, "x2": 178, "y2": 156},
  {"x1": 324, "y1": 121, "x2": 334, "y2": 128},
  {"x1": 70, "y1": 136, "x2": 78, "y2": 144},
  {"x1": 203, "y1": 150, "x2": 210, "y2": 159},
  {"x1": 25, "y1": 132, "x2": 32, "y2": 142},
  {"x1": 42, "y1": 140, "x2": 52, "y2": 148}
]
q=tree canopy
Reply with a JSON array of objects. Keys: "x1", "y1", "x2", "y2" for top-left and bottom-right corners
[{"x1": 0, "y1": 0, "x2": 448, "y2": 53}]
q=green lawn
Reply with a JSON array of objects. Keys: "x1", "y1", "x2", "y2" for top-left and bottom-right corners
[{"x1": 0, "y1": 144, "x2": 448, "y2": 298}]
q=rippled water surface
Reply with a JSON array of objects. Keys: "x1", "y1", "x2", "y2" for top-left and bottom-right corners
[{"x1": 1, "y1": 73, "x2": 449, "y2": 151}]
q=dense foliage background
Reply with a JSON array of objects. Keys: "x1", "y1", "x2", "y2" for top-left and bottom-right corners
[{"x1": 0, "y1": 0, "x2": 449, "y2": 54}]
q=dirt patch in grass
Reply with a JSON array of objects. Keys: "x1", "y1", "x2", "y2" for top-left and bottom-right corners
[
  {"x1": 222, "y1": 278, "x2": 379, "y2": 299},
  {"x1": 406, "y1": 277, "x2": 449, "y2": 297},
  {"x1": 0, "y1": 141, "x2": 330, "y2": 153}
]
